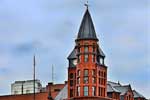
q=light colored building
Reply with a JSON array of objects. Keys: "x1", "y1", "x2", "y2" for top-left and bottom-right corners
[{"x1": 11, "y1": 80, "x2": 42, "y2": 95}]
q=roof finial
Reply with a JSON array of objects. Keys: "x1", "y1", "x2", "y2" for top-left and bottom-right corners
[{"x1": 84, "y1": 0, "x2": 89, "y2": 9}]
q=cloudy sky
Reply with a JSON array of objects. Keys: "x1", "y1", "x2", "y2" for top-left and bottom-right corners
[{"x1": 0, "y1": 0, "x2": 149, "y2": 98}]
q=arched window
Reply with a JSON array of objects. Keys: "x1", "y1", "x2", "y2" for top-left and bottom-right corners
[
  {"x1": 77, "y1": 87, "x2": 80, "y2": 96},
  {"x1": 100, "y1": 57, "x2": 103, "y2": 64},
  {"x1": 77, "y1": 77, "x2": 80, "y2": 84},
  {"x1": 92, "y1": 86, "x2": 96, "y2": 96}
]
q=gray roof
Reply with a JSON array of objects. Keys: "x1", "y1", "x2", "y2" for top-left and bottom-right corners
[
  {"x1": 98, "y1": 46, "x2": 105, "y2": 57},
  {"x1": 133, "y1": 90, "x2": 145, "y2": 98},
  {"x1": 77, "y1": 8, "x2": 98, "y2": 40},
  {"x1": 114, "y1": 85, "x2": 131, "y2": 95},
  {"x1": 107, "y1": 84, "x2": 120, "y2": 93},
  {"x1": 67, "y1": 48, "x2": 77, "y2": 59},
  {"x1": 54, "y1": 84, "x2": 68, "y2": 100},
  {"x1": 107, "y1": 81, "x2": 121, "y2": 87}
]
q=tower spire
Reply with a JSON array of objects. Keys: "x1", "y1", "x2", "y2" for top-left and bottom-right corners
[{"x1": 76, "y1": 5, "x2": 98, "y2": 41}]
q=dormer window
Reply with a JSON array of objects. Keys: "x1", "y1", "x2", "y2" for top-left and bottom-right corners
[
  {"x1": 100, "y1": 57, "x2": 103, "y2": 65},
  {"x1": 73, "y1": 59, "x2": 77, "y2": 65}
]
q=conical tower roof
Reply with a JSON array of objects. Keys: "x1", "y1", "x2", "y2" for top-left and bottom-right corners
[{"x1": 76, "y1": 8, "x2": 98, "y2": 41}]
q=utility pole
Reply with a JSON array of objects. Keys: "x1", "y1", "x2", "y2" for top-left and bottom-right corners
[
  {"x1": 33, "y1": 55, "x2": 36, "y2": 100},
  {"x1": 52, "y1": 64, "x2": 54, "y2": 83}
]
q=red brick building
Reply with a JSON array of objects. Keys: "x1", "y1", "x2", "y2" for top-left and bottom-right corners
[
  {"x1": 0, "y1": 7, "x2": 146, "y2": 100},
  {"x1": 67, "y1": 7, "x2": 107, "y2": 100}
]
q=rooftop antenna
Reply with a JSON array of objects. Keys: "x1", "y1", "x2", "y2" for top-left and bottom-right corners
[
  {"x1": 52, "y1": 64, "x2": 54, "y2": 83},
  {"x1": 33, "y1": 54, "x2": 36, "y2": 100}
]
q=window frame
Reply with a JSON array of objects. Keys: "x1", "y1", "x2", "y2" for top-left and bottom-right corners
[
  {"x1": 84, "y1": 46, "x2": 88, "y2": 53},
  {"x1": 77, "y1": 86, "x2": 80, "y2": 96},
  {"x1": 92, "y1": 86, "x2": 96, "y2": 96},
  {"x1": 83, "y1": 86, "x2": 89, "y2": 96},
  {"x1": 84, "y1": 54, "x2": 88, "y2": 62}
]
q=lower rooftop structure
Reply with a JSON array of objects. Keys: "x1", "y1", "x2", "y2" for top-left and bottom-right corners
[
  {"x1": 11, "y1": 80, "x2": 42, "y2": 95},
  {"x1": 0, "y1": 81, "x2": 146, "y2": 100}
]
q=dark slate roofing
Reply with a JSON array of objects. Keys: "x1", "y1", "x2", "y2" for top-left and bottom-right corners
[
  {"x1": 77, "y1": 8, "x2": 98, "y2": 40},
  {"x1": 114, "y1": 85, "x2": 131, "y2": 95},
  {"x1": 133, "y1": 90, "x2": 145, "y2": 98},
  {"x1": 107, "y1": 84, "x2": 120, "y2": 93},
  {"x1": 67, "y1": 48, "x2": 77, "y2": 59}
]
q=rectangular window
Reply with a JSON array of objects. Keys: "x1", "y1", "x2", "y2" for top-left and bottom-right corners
[
  {"x1": 78, "y1": 70, "x2": 80, "y2": 76},
  {"x1": 92, "y1": 77, "x2": 96, "y2": 84},
  {"x1": 78, "y1": 55, "x2": 81, "y2": 63},
  {"x1": 77, "y1": 77, "x2": 80, "y2": 84},
  {"x1": 92, "y1": 69, "x2": 95, "y2": 76},
  {"x1": 84, "y1": 77, "x2": 88, "y2": 84},
  {"x1": 104, "y1": 79, "x2": 106, "y2": 85},
  {"x1": 92, "y1": 55, "x2": 95, "y2": 62},
  {"x1": 70, "y1": 73, "x2": 73, "y2": 79},
  {"x1": 77, "y1": 87, "x2": 80, "y2": 96},
  {"x1": 84, "y1": 54, "x2": 88, "y2": 62},
  {"x1": 84, "y1": 69, "x2": 88, "y2": 76},
  {"x1": 78, "y1": 47, "x2": 80, "y2": 53},
  {"x1": 70, "y1": 89, "x2": 73, "y2": 97},
  {"x1": 70, "y1": 80, "x2": 73, "y2": 86},
  {"x1": 84, "y1": 46, "x2": 88, "y2": 52},
  {"x1": 104, "y1": 72, "x2": 106, "y2": 77},
  {"x1": 104, "y1": 88, "x2": 105, "y2": 96},
  {"x1": 101, "y1": 79, "x2": 103, "y2": 85},
  {"x1": 92, "y1": 86, "x2": 96, "y2": 96},
  {"x1": 99, "y1": 87, "x2": 100, "y2": 96},
  {"x1": 83, "y1": 86, "x2": 88, "y2": 96},
  {"x1": 100, "y1": 58, "x2": 103, "y2": 64},
  {"x1": 26, "y1": 90, "x2": 30, "y2": 94},
  {"x1": 100, "y1": 88, "x2": 102, "y2": 96},
  {"x1": 93, "y1": 46, "x2": 96, "y2": 52}
]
